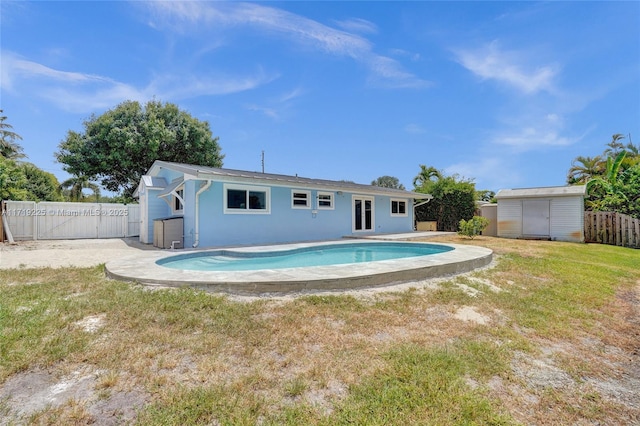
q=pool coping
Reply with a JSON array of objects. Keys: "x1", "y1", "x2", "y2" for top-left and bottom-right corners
[{"x1": 105, "y1": 239, "x2": 493, "y2": 295}]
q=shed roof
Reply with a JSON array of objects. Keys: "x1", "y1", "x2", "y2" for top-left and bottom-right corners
[
  {"x1": 132, "y1": 176, "x2": 168, "y2": 198},
  {"x1": 495, "y1": 185, "x2": 587, "y2": 199},
  {"x1": 158, "y1": 177, "x2": 184, "y2": 199},
  {"x1": 146, "y1": 160, "x2": 429, "y2": 199}
]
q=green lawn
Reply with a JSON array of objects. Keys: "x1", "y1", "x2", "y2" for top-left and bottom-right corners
[{"x1": 1, "y1": 237, "x2": 638, "y2": 425}]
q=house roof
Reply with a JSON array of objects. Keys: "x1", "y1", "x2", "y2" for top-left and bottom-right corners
[
  {"x1": 133, "y1": 176, "x2": 167, "y2": 198},
  {"x1": 158, "y1": 177, "x2": 184, "y2": 199},
  {"x1": 495, "y1": 185, "x2": 587, "y2": 199},
  {"x1": 140, "y1": 176, "x2": 167, "y2": 189},
  {"x1": 146, "y1": 160, "x2": 429, "y2": 199}
]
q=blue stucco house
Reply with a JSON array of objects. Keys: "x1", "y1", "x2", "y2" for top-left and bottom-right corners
[{"x1": 135, "y1": 160, "x2": 430, "y2": 248}]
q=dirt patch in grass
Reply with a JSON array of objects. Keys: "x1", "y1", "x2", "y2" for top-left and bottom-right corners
[
  {"x1": 1, "y1": 235, "x2": 639, "y2": 424},
  {"x1": 0, "y1": 366, "x2": 148, "y2": 425}
]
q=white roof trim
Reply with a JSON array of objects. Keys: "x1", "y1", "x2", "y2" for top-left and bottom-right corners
[
  {"x1": 133, "y1": 176, "x2": 168, "y2": 198},
  {"x1": 146, "y1": 160, "x2": 429, "y2": 200},
  {"x1": 496, "y1": 185, "x2": 587, "y2": 199}
]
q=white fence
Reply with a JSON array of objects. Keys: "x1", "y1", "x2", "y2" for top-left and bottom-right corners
[{"x1": 1, "y1": 200, "x2": 139, "y2": 240}]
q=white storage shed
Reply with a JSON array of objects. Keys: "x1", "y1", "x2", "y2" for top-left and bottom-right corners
[{"x1": 496, "y1": 186, "x2": 587, "y2": 243}]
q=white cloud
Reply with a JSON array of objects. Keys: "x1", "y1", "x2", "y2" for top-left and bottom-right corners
[
  {"x1": 366, "y1": 55, "x2": 431, "y2": 89},
  {"x1": 246, "y1": 87, "x2": 306, "y2": 120},
  {"x1": 279, "y1": 87, "x2": 305, "y2": 103},
  {"x1": 490, "y1": 112, "x2": 577, "y2": 150},
  {"x1": 493, "y1": 127, "x2": 573, "y2": 148},
  {"x1": 390, "y1": 48, "x2": 421, "y2": 62},
  {"x1": 1, "y1": 51, "x2": 275, "y2": 113},
  {"x1": 333, "y1": 18, "x2": 378, "y2": 35},
  {"x1": 1, "y1": 52, "x2": 112, "y2": 89},
  {"x1": 143, "y1": 2, "x2": 429, "y2": 89},
  {"x1": 404, "y1": 124, "x2": 426, "y2": 134},
  {"x1": 247, "y1": 104, "x2": 279, "y2": 119},
  {"x1": 454, "y1": 41, "x2": 558, "y2": 94},
  {"x1": 445, "y1": 157, "x2": 522, "y2": 191}
]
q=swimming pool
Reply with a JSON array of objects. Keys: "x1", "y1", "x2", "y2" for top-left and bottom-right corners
[
  {"x1": 157, "y1": 242, "x2": 454, "y2": 271},
  {"x1": 105, "y1": 239, "x2": 493, "y2": 295}
]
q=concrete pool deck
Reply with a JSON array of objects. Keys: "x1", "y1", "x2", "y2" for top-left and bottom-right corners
[{"x1": 105, "y1": 238, "x2": 492, "y2": 295}]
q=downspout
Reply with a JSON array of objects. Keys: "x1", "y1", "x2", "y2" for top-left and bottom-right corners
[
  {"x1": 192, "y1": 180, "x2": 212, "y2": 248},
  {"x1": 413, "y1": 195, "x2": 434, "y2": 230},
  {"x1": 413, "y1": 196, "x2": 433, "y2": 209}
]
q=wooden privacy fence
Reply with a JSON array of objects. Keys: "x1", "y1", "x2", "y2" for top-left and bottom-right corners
[
  {"x1": 1, "y1": 200, "x2": 139, "y2": 241},
  {"x1": 584, "y1": 211, "x2": 640, "y2": 248}
]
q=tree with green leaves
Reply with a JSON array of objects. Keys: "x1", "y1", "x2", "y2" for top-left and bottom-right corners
[
  {"x1": 55, "y1": 100, "x2": 224, "y2": 201},
  {"x1": 60, "y1": 175, "x2": 101, "y2": 202},
  {"x1": 0, "y1": 158, "x2": 63, "y2": 202},
  {"x1": 0, "y1": 110, "x2": 25, "y2": 160},
  {"x1": 20, "y1": 162, "x2": 64, "y2": 202},
  {"x1": 0, "y1": 156, "x2": 28, "y2": 200},
  {"x1": 603, "y1": 133, "x2": 627, "y2": 157},
  {"x1": 475, "y1": 190, "x2": 496, "y2": 202},
  {"x1": 569, "y1": 133, "x2": 640, "y2": 218},
  {"x1": 412, "y1": 165, "x2": 442, "y2": 187},
  {"x1": 586, "y1": 151, "x2": 640, "y2": 217},
  {"x1": 458, "y1": 216, "x2": 490, "y2": 239},
  {"x1": 567, "y1": 155, "x2": 604, "y2": 184},
  {"x1": 414, "y1": 166, "x2": 477, "y2": 231},
  {"x1": 371, "y1": 175, "x2": 405, "y2": 190}
]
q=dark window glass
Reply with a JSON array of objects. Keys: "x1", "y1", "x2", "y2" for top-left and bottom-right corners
[
  {"x1": 249, "y1": 191, "x2": 266, "y2": 210},
  {"x1": 318, "y1": 194, "x2": 332, "y2": 207},
  {"x1": 365, "y1": 200, "x2": 372, "y2": 229},
  {"x1": 293, "y1": 192, "x2": 308, "y2": 206},
  {"x1": 228, "y1": 189, "x2": 246, "y2": 209}
]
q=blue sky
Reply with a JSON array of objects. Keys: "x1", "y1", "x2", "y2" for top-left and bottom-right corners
[{"x1": 1, "y1": 1, "x2": 639, "y2": 194}]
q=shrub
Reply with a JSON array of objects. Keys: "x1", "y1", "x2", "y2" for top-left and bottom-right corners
[{"x1": 458, "y1": 216, "x2": 490, "y2": 239}]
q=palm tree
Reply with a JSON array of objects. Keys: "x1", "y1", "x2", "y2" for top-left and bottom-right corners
[
  {"x1": 567, "y1": 155, "x2": 604, "y2": 184},
  {"x1": 413, "y1": 165, "x2": 442, "y2": 188},
  {"x1": 623, "y1": 135, "x2": 639, "y2": 165},
  {"x1": 60, "y1": 175, "x2": 101, "y2": 202},
  {"x1": 0, "y1": 110, "x2": 25, "y2": 160},
  {"x1": 603, "y1": 133, "x2": 626, "y2": 157},
  {"x1": 586, "y1": 151, "x2": 628, "y2": 211}
]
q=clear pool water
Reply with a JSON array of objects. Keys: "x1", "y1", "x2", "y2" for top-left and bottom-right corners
[{"x1": 157, "y1": 242, "x2": 453, "y2": 272}]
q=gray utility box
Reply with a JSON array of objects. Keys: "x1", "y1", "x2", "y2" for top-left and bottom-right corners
[{"x1": 153, "y1": 216, "x2": 183, "y2": 249}]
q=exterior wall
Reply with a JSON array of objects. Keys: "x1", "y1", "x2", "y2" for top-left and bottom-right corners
[
  {"x1": 479, "y1": 204, "x2": 497, "y2": 236},
  {"x1": 182, "y1": 179, "x2": 197, "y2": 248},
  {"x1": 190, "y1": 182, "x2": 415, "y2": 247},
  {"x1": 374, "y1": 196, "x2": 415, "y2": 234},
  {"x1": 550, "y1": 196, "x2": 584, "y2": 242},
  {"x1": 497, "y1": 199, "x2": 522, "y2": 238},
  {"x1": 141, "y1": 168, "x2": 184, "y2": 244},
  {"x1": 497, "y1": 196, "x2": 585, "y2": 242},
  {"x1": 139, "y1": 192, "x2": 148, "y2": 243},
  {"x1": 143, "y1": 189, "x2": 171, "y2": 244}
]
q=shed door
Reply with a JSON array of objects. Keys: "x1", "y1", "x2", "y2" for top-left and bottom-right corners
[{"x1": 522, "y1": 199, "x2": 550, "y2": 237}]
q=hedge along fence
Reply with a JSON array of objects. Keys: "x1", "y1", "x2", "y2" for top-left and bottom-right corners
[{"x1": 584, "y1": 211, "x2": 640, "y2": 248}]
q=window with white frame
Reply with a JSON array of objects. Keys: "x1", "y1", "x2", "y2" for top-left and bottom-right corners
[
  {"x1": 224, "y1": 184, "x2": 270, "y2": 214},
  {"x1": 391, "y1": 199, "x2": 407, "y2": 216},
  {"x1": 291, "y1": 190, "x2": 311, "y2": 208},
  {"x1": 317, "y1": 192, "x2": 334, "y2": 209},
  {"x1": 173, "y1": 188, "x2": 184, "y2": 213}
]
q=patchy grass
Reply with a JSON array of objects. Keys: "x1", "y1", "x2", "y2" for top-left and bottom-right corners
[{"x1": 1, "y1": 236, "x2": 638, "y2": 425}]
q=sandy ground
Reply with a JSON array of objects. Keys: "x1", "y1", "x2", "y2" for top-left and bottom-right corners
[{"x1": 0, "y1": 238, "x2": 158, "y2": 269}]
